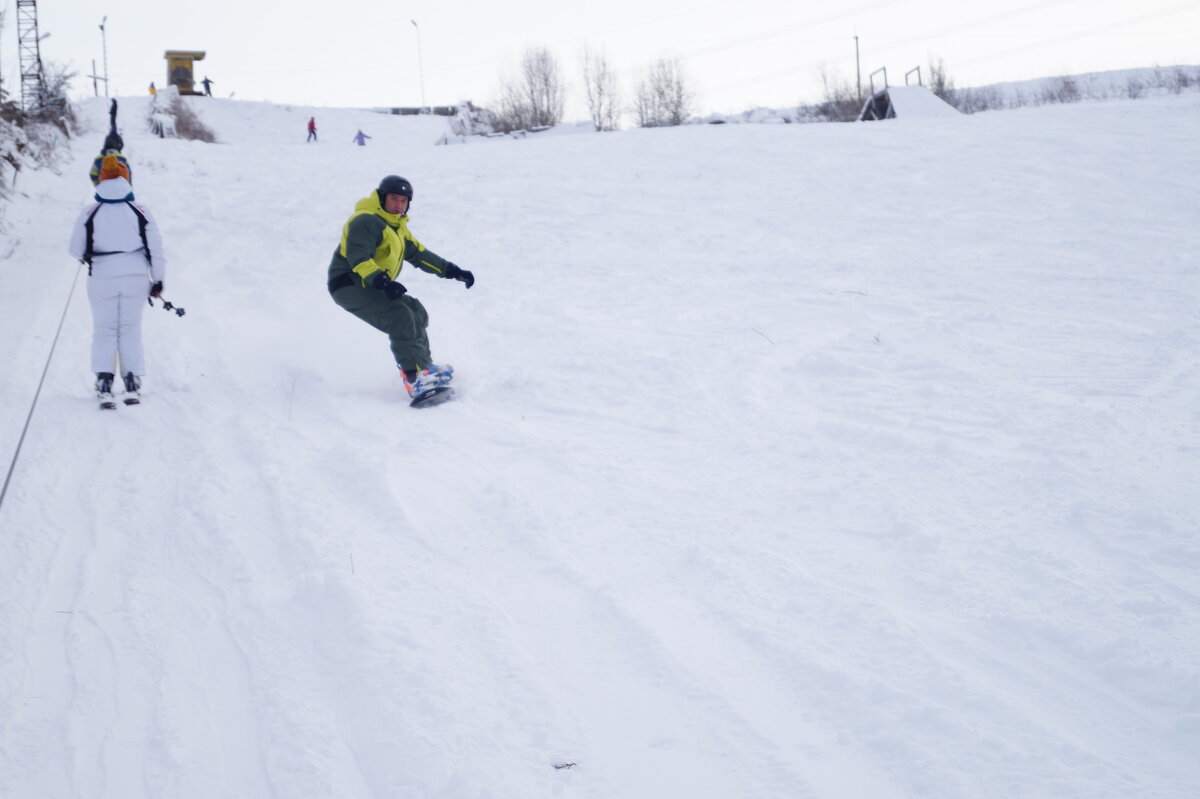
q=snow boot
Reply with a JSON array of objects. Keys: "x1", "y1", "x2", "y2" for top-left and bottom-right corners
[
  {"x1": 122, "y1": 372, "x2": 142, "y2": 405},
  {"x1": 96, "y1": 372, "x2": 116, "y2": 410},
  {"x1": 425, "y1": 363, "x2": 454, "y2": 385},
  {"x1": 401, "y1": 364, "x2": 453, "y2": 398}
]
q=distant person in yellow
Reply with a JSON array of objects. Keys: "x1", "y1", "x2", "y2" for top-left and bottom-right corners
[{"x1": 149, "y1": 82, "x2": 156, "y2": 96}]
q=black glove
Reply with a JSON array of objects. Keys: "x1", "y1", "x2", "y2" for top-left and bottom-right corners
[
  {"x1": 444, "y1": 262, "x2": 475, "y2": 289},
  {"x1": 371, "y1": 272, "x2": 407, "y2": 300},
  {"x1": 149, "y1": 280, "x2": 163, "y2": 298}
]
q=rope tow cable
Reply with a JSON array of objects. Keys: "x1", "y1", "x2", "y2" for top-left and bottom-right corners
[{"x1": 0, "y1": 262, "x2": 83, "y2": 512}]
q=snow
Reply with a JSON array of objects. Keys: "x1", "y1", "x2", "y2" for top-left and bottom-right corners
[
  {"x1": 878, "y1": 85, "x2": 962, "y2": 118},
  {"x1": 2, "y1": 91, "x2": 1199, "y2": 799}
]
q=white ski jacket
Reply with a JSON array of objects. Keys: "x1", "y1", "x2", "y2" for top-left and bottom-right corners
[{"x1": 68, "y1": 177, "x2": 166, "y2": 282}]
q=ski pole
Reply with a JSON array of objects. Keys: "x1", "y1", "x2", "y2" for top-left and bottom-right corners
[{"x1": 148, "y1": 295, "x2": 186, "y2": 316}]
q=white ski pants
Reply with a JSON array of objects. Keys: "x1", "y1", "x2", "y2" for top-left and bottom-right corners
[{"x1": 87, "y1": 273, "x2": 149, "y2": 376}]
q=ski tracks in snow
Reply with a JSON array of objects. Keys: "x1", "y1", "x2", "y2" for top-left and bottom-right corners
[{"x1": 4, "y1": 94, "x2": 1200, "y2": 799}]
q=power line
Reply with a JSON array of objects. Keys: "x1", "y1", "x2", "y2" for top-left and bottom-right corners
[
  {"x1": 249, "y1": 1, "x2": 902, "y2": 87},
  {"x1": 627, "y1": 0, "x2": 906, "y2": 67},
  {"x1": 862, "y1": 0, "x2": 1083, "y2": 60},
  {"x1": 702, "y1": 0, "x2": 1187, "y2": 97},
  {"x1": 954, "y1": 0, "x2": 1200, "y2": 71}
]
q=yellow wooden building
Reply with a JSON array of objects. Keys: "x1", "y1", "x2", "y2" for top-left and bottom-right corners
[{"x1": 164, "y1": 51, "x2": 206, "y2": 95}]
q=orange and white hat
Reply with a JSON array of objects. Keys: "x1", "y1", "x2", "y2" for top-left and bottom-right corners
[{"x1": 98, "y1": 153, "x2": 130, "y2": 182}]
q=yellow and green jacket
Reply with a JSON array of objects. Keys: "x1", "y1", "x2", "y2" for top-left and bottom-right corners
[{"x1": 327, "y1": 192, "x2": 452, "y2": 288}]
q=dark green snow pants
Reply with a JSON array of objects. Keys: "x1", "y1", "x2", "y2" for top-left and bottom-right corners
[{"x1": 330, "y1": 283, "x2": 432, "y2": 372}]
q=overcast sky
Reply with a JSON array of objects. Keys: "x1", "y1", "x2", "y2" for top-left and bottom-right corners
[{"x1": 7, "y1": 0, "x2": 1200, "y2": 117}]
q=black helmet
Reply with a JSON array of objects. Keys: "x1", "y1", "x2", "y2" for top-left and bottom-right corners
[{"x1": 377, "y1": 175, "x2": 413, "y2": 206}]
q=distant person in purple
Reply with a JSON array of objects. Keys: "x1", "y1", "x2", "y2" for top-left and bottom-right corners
[
  {"x1": 353, "y1": 130, "x2": 372, "y2": 146},
  {"x1": 307, "y1": 117, "x2": 318, "y2": 142}
]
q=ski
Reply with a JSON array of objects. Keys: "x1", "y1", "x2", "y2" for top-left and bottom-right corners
[
  {"x1": 409, "y1": 385, "x2": 454, "y2": 409},
  {"x1": 123, "y1": 395, "x2": 141, "y2": 406},
  {"x1": 98, "y1": 394, "x2": 117, "y2": 410}
]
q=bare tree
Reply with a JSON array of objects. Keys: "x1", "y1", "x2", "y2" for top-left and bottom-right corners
[
  {"x1": 944, "y1": 85, "x2": 1002, "y2": 114},
  {"x1": 523, "y1": 47, "x2": 566, "y2": 127},
  {"x1": 632, "y1": 58, "x2": 693, "y2": 128},
  {"x1": 495, "y1": 46, "x2": 566, "y2": 132},
  {"x1": 1039, "y1": 76, "x2": 1080, "y2": 105},
  {"x1": 495, "y1": 79, "x2": 533, "y2": 133},
  {"x1": 928, "y1": 56, "x2": 954, "y2": 101},
  {"x1": 815, "y1": 65, "x2": 859, "y2": 122},
  {"x1": 580, "y1": 46, "x2": 619, "y2": 131},
  {"x1": 1162, "y1": 67, "x2": 1192, "y2": 94},
  {"x1": 39, "y1": 63, "x2": 77, "y2": 122}
]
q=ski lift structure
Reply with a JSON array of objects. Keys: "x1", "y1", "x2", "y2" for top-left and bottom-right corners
[
  {"x1": 16, "y1": 0, "x2": 48, "y2": 113},
  {"x1": 859, "y1": 65, "x2": 960, "y2": 121}
]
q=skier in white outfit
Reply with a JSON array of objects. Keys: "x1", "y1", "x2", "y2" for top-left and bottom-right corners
[{"x1": 68, "y1": 154, "x2": 167, "y2": 404}]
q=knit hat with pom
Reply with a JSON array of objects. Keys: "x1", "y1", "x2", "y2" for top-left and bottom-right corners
[{"x1": 98, "y1": 153, "x2": 130, "y2": 182}]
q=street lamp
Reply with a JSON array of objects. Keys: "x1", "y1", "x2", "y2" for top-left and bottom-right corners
[
  {"x1": 99, "y1": 17, "x2": 109, "y2": 97},
  {"x1": 411, "y1": 19, "x2": 426, "y2": 113}
]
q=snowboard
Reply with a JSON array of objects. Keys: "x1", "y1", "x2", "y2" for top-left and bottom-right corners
[{"x1": 409, "y1": 385, "x2": 454, "y2": 409}]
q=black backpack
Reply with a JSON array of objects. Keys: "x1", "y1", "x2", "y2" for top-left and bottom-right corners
[{"x1": 83, "y1": 202, "x2": 151, "y2": 275}]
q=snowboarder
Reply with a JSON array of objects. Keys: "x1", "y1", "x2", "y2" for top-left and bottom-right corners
[
  {"x1": 352, "y1": 129, "x2": 372, "y2": 146},
  {"x1": 68, "y1": 155, "x2": 168, "y2": 408},
  {"x1": 201, "y1": 76, "x2": 214, "y2": 96},
  {"x1": 326, "y1": 174, "x2": 474, "y2": 402},
  {"x1": 307, "y1": 116, "x2": 318, "y2": 142}
]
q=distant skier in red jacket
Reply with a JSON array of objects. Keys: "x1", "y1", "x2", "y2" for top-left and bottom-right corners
[{"x1": 307, "y1": 117, "x2": 318, "y2": 142}]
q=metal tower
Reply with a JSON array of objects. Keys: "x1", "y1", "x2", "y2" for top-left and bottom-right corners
[{"x1": 16, "y1": 0, "x2": 47, "y2": 113}]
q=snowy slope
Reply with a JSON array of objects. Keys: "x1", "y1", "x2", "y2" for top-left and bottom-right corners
[
  {"x1": 881, "y1": 85, "x2": 962, "y2": 118},
  {"x1": 1, "y1": 93, "x2": 1198, "y2": 799}
]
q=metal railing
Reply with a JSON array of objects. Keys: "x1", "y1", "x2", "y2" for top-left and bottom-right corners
[{"x1": 868, "y1": 67, "x2": 889, "y2": 97}]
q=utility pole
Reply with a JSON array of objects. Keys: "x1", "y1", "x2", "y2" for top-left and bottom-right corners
[
  {"x1": 411, "y1": 19, "x2": 426, "y2": 113},
  {"x1": 99, "y1": 16, "x2": 109, "y2": 97},
  {"x1": 854, "y1": 33, "x2": 862, "y2": 104}
]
